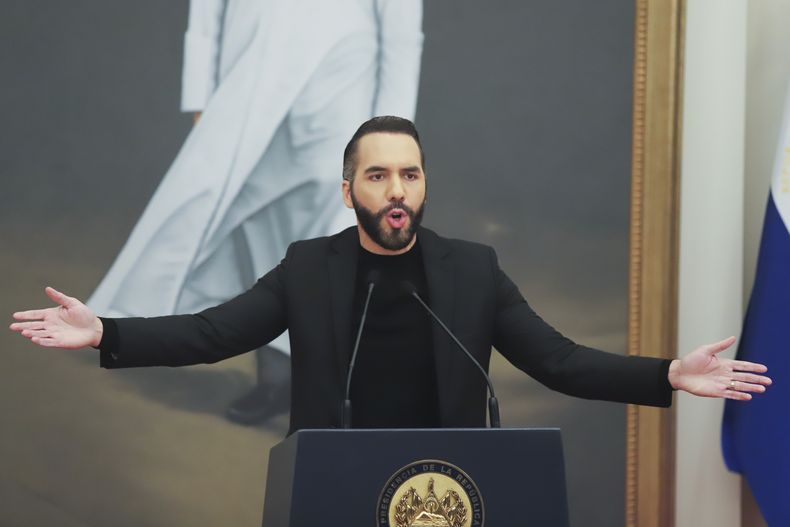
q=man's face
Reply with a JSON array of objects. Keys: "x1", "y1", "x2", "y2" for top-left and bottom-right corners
[{"x1": 342, "y1": 132, "x2": 426, "y2": 254}]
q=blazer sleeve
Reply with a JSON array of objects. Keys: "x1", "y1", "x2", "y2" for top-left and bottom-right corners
[
  {"x1": 181, "y1": 0, "x2": 225, "y2": 112},
  {"x1": 489, "y1": 248, "x2": 673, "y2": 407},
  {"x1": 98, "y1": 247, "x2": 289, "y2": 369}
]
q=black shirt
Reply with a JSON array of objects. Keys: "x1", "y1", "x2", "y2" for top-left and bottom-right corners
[{"x1": 349, "y1": 239, "x2": 440, "y2": 428}]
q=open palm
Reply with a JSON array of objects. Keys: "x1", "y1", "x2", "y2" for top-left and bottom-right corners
[
  {"x1": 9, "y1": 287, "x2": 102, "y2": 349},
  {"x1": 670, "y1": 336, "x2": 771, "y2": 400}
]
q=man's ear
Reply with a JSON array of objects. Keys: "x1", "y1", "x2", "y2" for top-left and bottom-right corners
[{"x1": 342, "y1": 179, "x2": 353, "y2": 209}]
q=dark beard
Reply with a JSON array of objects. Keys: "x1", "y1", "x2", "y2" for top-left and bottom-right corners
[{"x1": 350, "y1": 192, "x2": 425, "y2": 251}]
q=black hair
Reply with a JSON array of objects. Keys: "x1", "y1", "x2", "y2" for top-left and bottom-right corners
[{"x1": 342, "y1": 116, "x2": 425, "y2": 181}]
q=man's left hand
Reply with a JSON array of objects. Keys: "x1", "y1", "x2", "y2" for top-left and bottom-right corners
[{"x1": 669, "y1": 336, "x2": 771, "y2": 400}]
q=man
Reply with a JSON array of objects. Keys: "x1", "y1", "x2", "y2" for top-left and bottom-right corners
[{"x1": 10, "y1": 117, "x2": 772, "y2": 434}]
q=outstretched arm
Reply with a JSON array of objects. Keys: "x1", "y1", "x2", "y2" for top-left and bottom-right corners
[
  {"x1": 490, "y1": 248, "x2": 771, "y2": 405},
  {"x1": 668, "y1": 336, "x2": 771, "y2": 400},
  {"x1": 10, "y1": 250, "x2": 289, "y2": 367},
  {"x1": 10, "y1": 287, "x2": 103, "y2": 349}
]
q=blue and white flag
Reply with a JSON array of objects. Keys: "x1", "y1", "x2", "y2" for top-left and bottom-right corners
[{"x1": 722, "y1": 85, "x2": 790, "y2": 526}]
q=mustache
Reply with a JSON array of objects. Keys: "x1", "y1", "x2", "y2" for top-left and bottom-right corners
[{"x1": 375, "y1": 202, "x2": 418, "y2": 220}]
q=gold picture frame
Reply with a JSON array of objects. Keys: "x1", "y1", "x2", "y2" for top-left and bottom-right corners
[{"x1": 626, "y1": 0, "x2": 685, "y2": 526}]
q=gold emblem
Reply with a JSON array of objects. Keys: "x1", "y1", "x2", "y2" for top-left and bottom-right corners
[
  {"x1": 394, "y1": 477, "x2": 467, "y2": 527},
  {"x1": 378, "y1": 460, "x2": 483, "y2": 527}
]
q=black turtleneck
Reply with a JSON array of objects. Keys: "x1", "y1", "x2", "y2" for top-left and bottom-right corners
[{"x1": 349, "y1": 238, "x2": 440, "y2": 428}]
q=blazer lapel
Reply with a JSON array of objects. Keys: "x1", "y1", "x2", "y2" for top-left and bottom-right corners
[
  {"x1": 418, "y1": 227, "x2": 456, "y2": 423},
  {"x1": 328, "y1": 227, "x2": 359, "y2": 380}
]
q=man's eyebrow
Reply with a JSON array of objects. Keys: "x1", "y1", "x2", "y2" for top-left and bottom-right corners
[{"x1": 362, "y1": 165, "x2": 421, "y2": 174}]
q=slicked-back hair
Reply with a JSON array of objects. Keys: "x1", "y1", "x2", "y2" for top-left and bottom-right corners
[{"x1": 342, "y1": 116, "x2": 425, "y2": 182}]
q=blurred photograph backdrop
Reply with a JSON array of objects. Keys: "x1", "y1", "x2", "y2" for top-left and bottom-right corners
[{"x1": 1, "y1": 1, "x2": 634, "y2": 525}]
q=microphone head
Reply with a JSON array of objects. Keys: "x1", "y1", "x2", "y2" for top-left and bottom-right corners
[
  {"x1": 399, "y1": 280, "x2": 418, "y2": 297},
  {"x1": 366, "y1": 269, "x2": 380, "y2": 287}
]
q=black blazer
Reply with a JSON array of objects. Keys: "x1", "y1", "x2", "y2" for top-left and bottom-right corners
[{"x1": 101, "y1": 226, "x2": 672, "y2": 433}]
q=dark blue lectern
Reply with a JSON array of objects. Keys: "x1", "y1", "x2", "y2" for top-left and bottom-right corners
[{"x1": 261, "y1": 428, "x2": 568, "y2": 526}]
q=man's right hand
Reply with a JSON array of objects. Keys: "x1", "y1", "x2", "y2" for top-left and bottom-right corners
[{"x1": 9, "y1": 287, "x2": 103, "y2": 349}]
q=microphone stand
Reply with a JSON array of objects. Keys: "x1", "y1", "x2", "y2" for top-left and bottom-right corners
[{"x1": 405, "y1": 285, "x2": 501, "y2": 428}]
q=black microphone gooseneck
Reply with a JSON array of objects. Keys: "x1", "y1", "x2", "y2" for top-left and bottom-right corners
[
  {"x1": 341, "y1": 270, "x2": 380, "y2": 429},
  {"x1": 401, "y1": 281, "x2": 502, "y2": 428}
]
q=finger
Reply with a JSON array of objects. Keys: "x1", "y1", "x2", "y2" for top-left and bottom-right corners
[
  {"x1": 732, "y1": 372, "x2": 772, "y2": 386},
  {"x1": 723, "y1": 389, "x2": 752, "y2": 401},
  {"x1": 12, "y1": 309, "x2": 47, "y2": 321},
  {"x1": 732, "y1": 360, "x2": 768, "y2": 373},
  {"x1": 22, "y1": 328, "x2": 52, "y2": 338},
  {"x1": 707, "y1": 336, "x2": 737, "y2": 355},
  {"x1": 730, "y1": 380, "x2": 767, "y2": 394},
  {"x1": 31, "y1": 336, "x2": 60, "y2": 348},
  {"x1": 9, "y1": 321, "x2": 46, "y2": 332},
  {"x1": 45, "y1": 287, "x2": 75, "y2": 308}
]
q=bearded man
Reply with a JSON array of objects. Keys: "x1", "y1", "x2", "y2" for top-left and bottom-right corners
[{"x1": 10, "y1": 116, "x2": 772, "y2": 434}]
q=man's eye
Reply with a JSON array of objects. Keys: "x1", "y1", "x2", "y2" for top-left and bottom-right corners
[
  {"x1": 404, "y1": 173, "x2": 419, "y2": 181},
  {"x1": 369, "y1": 173, "x2": 384, "y2": 181}
]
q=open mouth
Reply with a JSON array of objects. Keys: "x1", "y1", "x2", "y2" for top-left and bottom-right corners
[{"x1": 385, "y1": 209, "x2": 408, "y2": 229}]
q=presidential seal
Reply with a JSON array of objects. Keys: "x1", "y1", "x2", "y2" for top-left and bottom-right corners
[{"x1": 377, "y1": 460, "x2": 484, "y2": 527}]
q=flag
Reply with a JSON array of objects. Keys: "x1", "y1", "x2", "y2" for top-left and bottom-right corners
[{"x1": 721, "y1": 84, "x2": 790, "y2": 526}]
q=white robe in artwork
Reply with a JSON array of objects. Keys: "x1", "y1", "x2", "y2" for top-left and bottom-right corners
[{"x1": 87, "y1": 0, "x2": 423, "y2": 353}]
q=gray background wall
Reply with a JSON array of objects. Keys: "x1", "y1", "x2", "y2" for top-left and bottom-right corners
[{"x1": 0, "y1": 1, "x2": 634, "y2": 525}]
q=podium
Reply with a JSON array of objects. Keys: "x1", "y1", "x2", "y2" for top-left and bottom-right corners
[{"x1": 261, "y1": 428, "x2": 568, "y2": 526}]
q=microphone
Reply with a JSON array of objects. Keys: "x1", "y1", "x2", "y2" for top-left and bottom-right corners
[
  {"x1": 341, "y1": 269, "x2": 380, "y2": 428},
  {"x1": 400, "y1": 281, "x2": 502, "y2": 428}
]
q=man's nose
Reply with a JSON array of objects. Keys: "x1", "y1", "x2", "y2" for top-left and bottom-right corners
[{"x1": 386, "y1": 177, "x2": 405, "y2": 201}]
